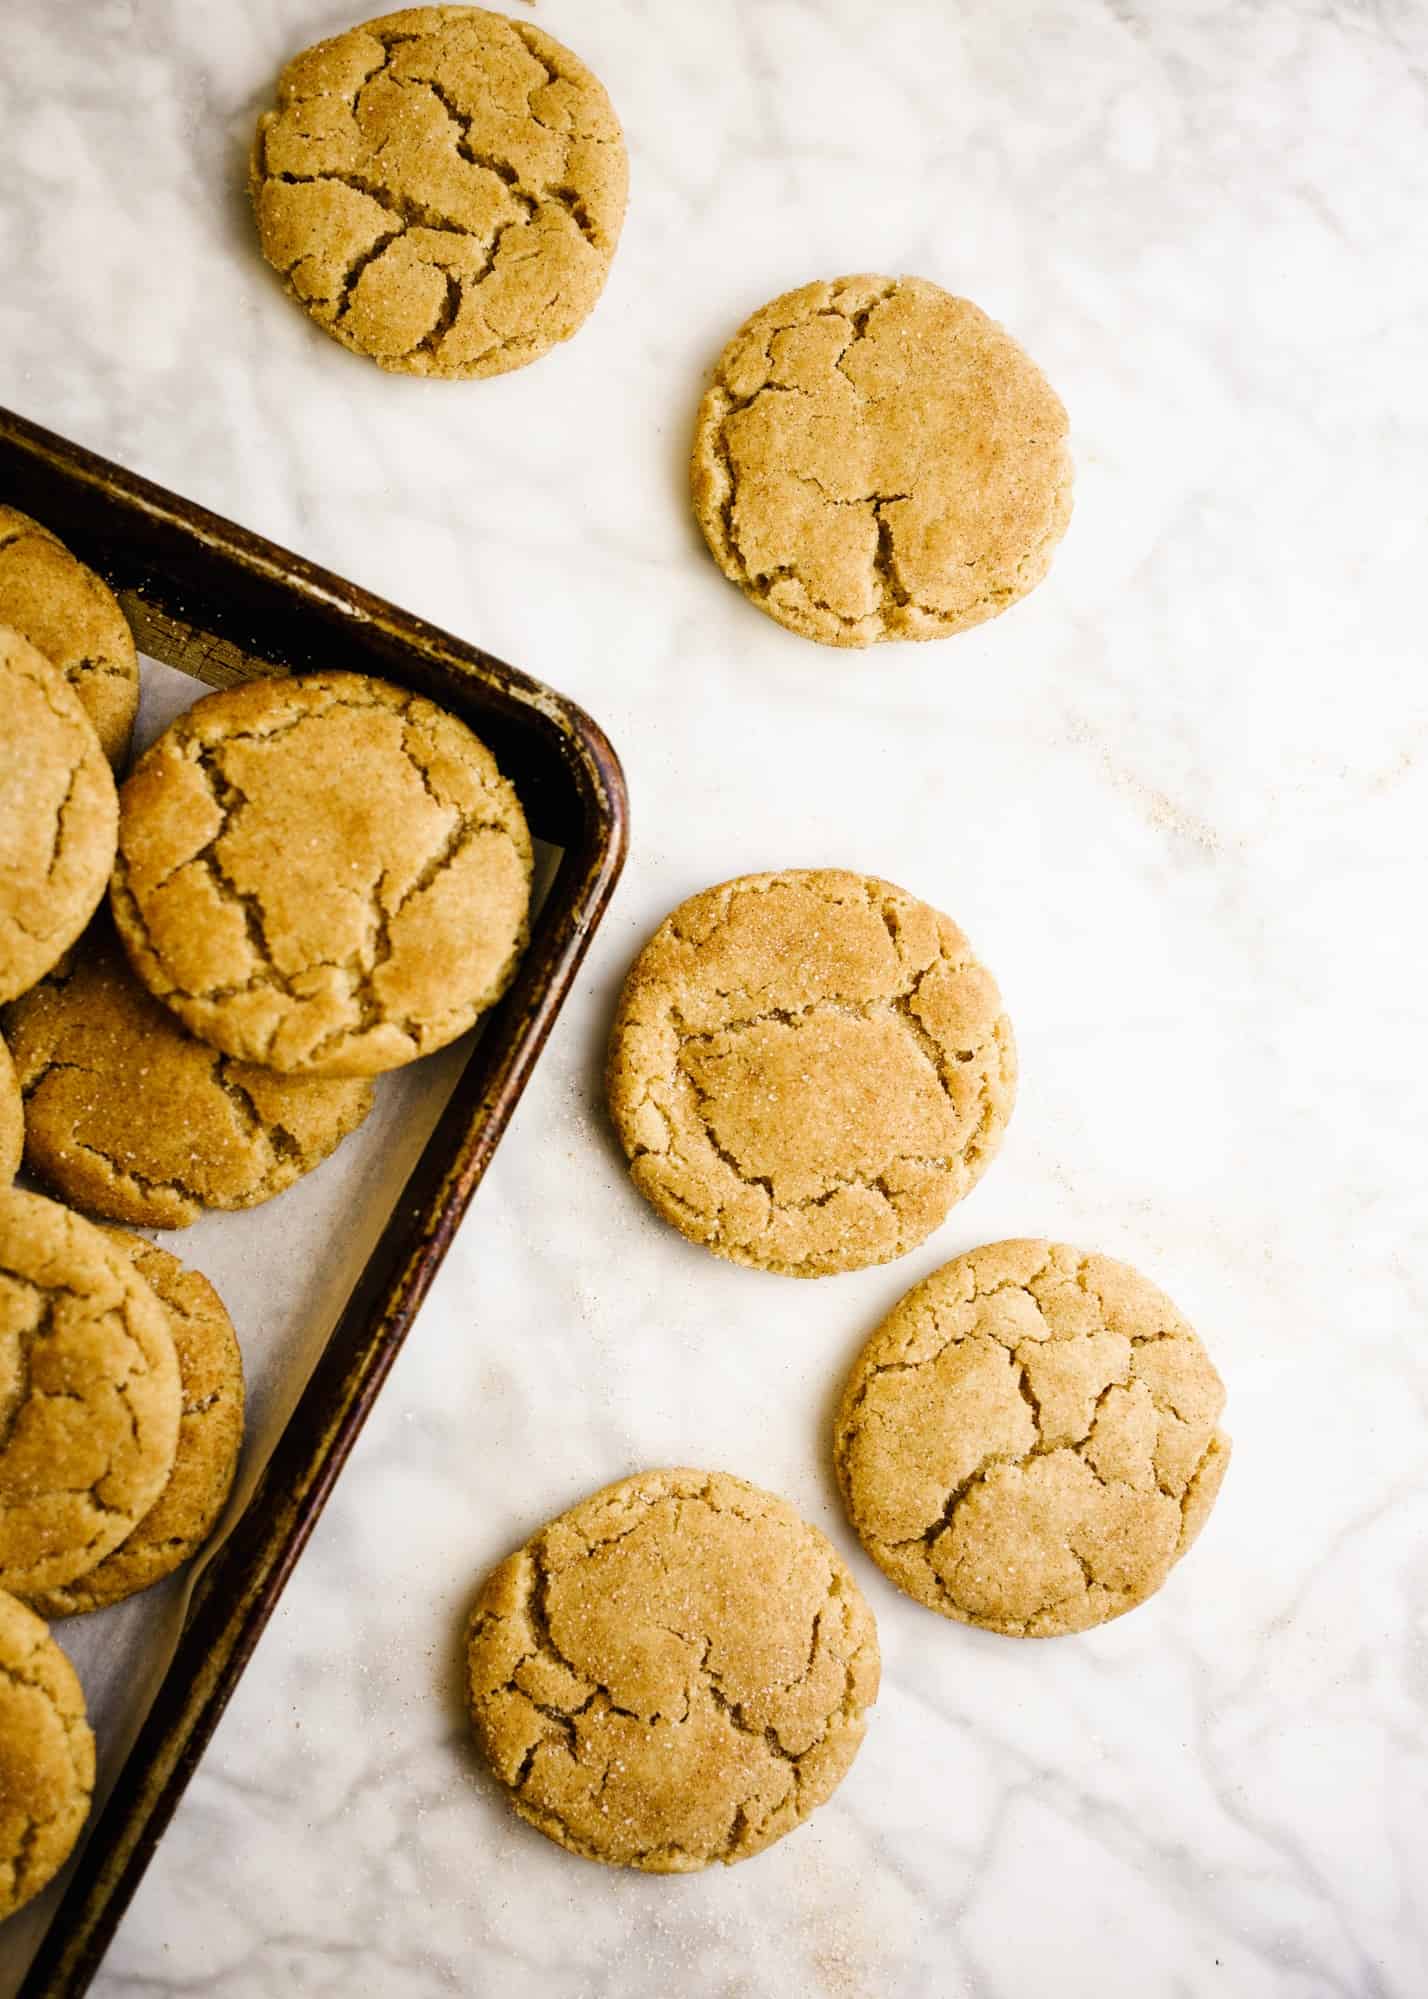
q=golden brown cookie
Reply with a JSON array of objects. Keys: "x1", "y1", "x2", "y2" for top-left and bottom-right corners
[
  {"x1": 0, "y1": 1031, "x2": 20, "y2": 1183},
  {"x1": 0, "y1": 626, "x2": 118, "y2": 1006},
  {"x1": 0, "y1": 1189, "x2": 181, "y2": 1598},
  {"x1": 606, "y1": 870, "x2": 1015, "y2": 1277},
  {"x1": 0, "y1": 507, "x2": 140, "y2": 770},
  {"x1": 0, "y1": 1590, "x2": 95, "y2": 1919},
  {"x1": 467, "y1": 1468, "x2": 879, "y2": 1871},
  {"x1": 251, "y1": 6, "x2": 628, "y2": 378},
  {"x1": 834, "y1": 1241, "x2": 1230, "y2": 1637},
  {"x1": 30, "y1": 1232, "x2": 244, "y2": 1617},
  {"x1": 110, "y1": 671, "x2": 532, "y2": 1075},
  {"x1": 5, "y1": 922, "x2": 375, "y2": 1227},
  {"x1": 691, "y1": 274, "x2": 1072, "y2": 647}
]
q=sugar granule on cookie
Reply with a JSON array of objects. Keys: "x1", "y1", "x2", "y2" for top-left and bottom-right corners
[
  {"x1": 0, "y1": 506, "x2": 140, "y2": 770},
  {"x1": 0, "y1": 1590, "x2": 96, "y2": 1919},
  {"x1": 110, "y1": 670, "x2": 532, "y2": 1075},
  {"x1": 606, "y1": 870, "x2": 1016, "y2": 1277},
  {"x1": 692, "y1": 274, "x2": 1072, "y2": 647},
  {"x1": 30, "y1": 1232, "x2": 244, "y2": 1617},
  {"x1": 6, "y1": 921, "x2": 374, "y2": 1226},
  {"x1": 835, "y1": 1240, "x2": 1230, "y2": 1636},
  {"x1": 0, "y1": 625, "x2": 117, "y2": 1006},
  {"x1": 466, "y1": 1468, "x2": 880, "y2": 1870},
  {"x1": 0, "y1": 1189, "x2": 181, "y2": 1599},
  {"x1": 251, "y1": 6, "x2": 628, "y2": 378}
]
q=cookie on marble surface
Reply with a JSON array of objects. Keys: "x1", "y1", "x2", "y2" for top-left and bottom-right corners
[
  {"x1": 466, "y1": 1468, "x2": 879, "y2": 1871},
  {"x1": 251, "y1": 6, "x2": 628, "y2": 378},
  {"x1": 5, "y1": 921, "x2": 375, "y2": 1227},
  {"x1": 691, "y1": 274, "x2": 1072, "y2": 647},
  {"x1": 0, "y1": 506, "x2": 140, "y2": 770},
  {"x1": 606, "y1": 870, "x2": 1016, "y2": 1277},
  {"x1": 0, "y1": 1032, "x2": 19, "y2": 1183},
  {"x1": 110, "y1": 671, "x2": 532, "y2": 1075},
  {"x1": 0, "y1": 1189, "x2": 181, "y2": 1599},
  {"x1": 0, "y1": 626, "x2": 117, "y2": 1006},
  {"x1": 834, "y1": 1240, "x2": 1230, "y2": 1637},
  {"x1": 31, "y1": 1231, "x2": 244, "y2": 1618},
  {"x1": 0, "y1": 1590, "x2": 95, "y2": 1920}
]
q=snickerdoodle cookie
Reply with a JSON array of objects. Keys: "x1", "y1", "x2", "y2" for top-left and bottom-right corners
[
  {"x1": 251, "y1": 6, "x2": 627, "y2": 377},
  {"x1": 0, "y1": 1590, "x2": 95, "y2": 1919},
  {"x1": 691, "y1": 275, "x2": 1072, "y2": 647},
  {"x1": 607, "y1": 870, "x2": 1015, "y2": 1277},
  {"x1": 5, "y1": 923, "x2": 374, "y2": 1227},
  {"x1": 466, "y1": 1468, "x2": 879, "y2": 1871},
  {"x1": 834, "y1": 1241, "x2": 1230, "y2": 1637},
  {"x1": 110, "y1": 671, "x2": 531, "y2": 1075},
  {"x1": 0, "y1": 627, "x2": 117, "y2": 1006},
  {"x1": 31, "y1": 1232, "x2": 244, "y2": 1617},
  {"x1": 0, "y1": 1190, "x2": 181, "y2": 1599},
  {"x1": 0, "y1": 1033, "x2": 19, "y2": 1183},
  {"x1": 0, "y1": 507, "x2": 140, "y2": 769}
]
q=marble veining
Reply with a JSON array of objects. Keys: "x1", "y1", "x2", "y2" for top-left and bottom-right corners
[{"x1": 2, "y1": 0, "x2": 1426, "y2": 1992}]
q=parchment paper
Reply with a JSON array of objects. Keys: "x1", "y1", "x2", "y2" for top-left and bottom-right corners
[{"x1": 1, "y1": 658, "x2": 557, "y2": 1990}]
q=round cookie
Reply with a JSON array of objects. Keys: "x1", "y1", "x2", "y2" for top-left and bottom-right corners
[
  {"x1": 0, "y1": 1031, "x2": 20, "y2": 1182},
  {"x1": 110, "y1": 671, "x2": 532, "y2": 1076},
  {"x1": 0, "y1": 626, "x2": 118, "y2": 1006},
  {"x1": 30, "y1": 1232, "x2": 244, "y2": 1617},
  {"x1": 691, "y1": 274, "x2": 1072, "y2": 647},
  {"x1": 251, "y1": 6, "x2": 628, "y2": 378},
  {"x1": 5, "y1": 923, "x2": 375, "y2": 1227},
  {"x1": 0, "y1": 1189, "x2": 181, "y2": 1599},
  {"x1": 834, "y1": 1241, "x2": 1231, "y2": 1637},
  {"x1": 0, "y1": 1590, "x2": 95, "y2": 1919},
  {"x1": 606, "y1": 870, "x2": 1016, "y2": 1277},
  {"x1": 466, "y1": 1468, "x2": 879, "y2": 1871},
  {"x1": 0, "y1": 506, "x2": 140, "y2": 769}
]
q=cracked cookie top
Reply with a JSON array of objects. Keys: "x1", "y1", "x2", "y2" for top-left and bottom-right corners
[
  {"x1": 0, "y1": 507, "x2": 140, "y2": 770},
  {"x1": 835, "y1": 1241, "x2": 1231, "y2": 1637},
  {"x1": 5, "y1": 921, "x2": 374, "y2": 1227},
  {"x1": 606, "y1": 870, "x2": 1016, "y2": 1277},
  {"x1": 0, "y1": 1032, "x2": 20, "y2": 1184},
  {"x1": 691, "y1": 275, "x2": 1073, "y2": 647},
  {"x1": 0, "y1": 1588, "x2": 95, "y2": 1920},
  {"x1": 31, "y1": 1232, "x2": 244, "y2": 1619},
  {"x1": 251, "y1": 6, "x2": 627, "y2": 377},
  {"x1": 466, "y1": 1468, "x2": 880, "y2": 1871},
  {"x1": 110, "y1": 671, "x2": 532, "y2": 1075},
  {"x1": 0, "y1": 625, "x2": 118, "y2": 1007},
  {"x1": 0, "y1": 1189, "x2": 182, "y2": 1599}
]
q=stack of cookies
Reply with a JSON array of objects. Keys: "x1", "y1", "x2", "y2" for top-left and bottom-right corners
[
  {"x1": 0, "y1": 1191, "x2": 242, "y2": 1918},
  {"x1": 1, "y1": 503, "x2": 535, "y2": 1916}
]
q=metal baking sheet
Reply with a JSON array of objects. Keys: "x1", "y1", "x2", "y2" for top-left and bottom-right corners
[{"x1": 0, "y1": 404, "x2": 627, "y2": 1997}]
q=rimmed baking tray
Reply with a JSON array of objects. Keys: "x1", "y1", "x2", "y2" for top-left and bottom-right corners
[{"x1": 0, "y1": 403, "x2": 628, "y2": 1997}]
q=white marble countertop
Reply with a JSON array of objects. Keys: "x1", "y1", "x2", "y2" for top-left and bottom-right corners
[{"x1": 4, "y1": 1, "x2": 1427, "y2": 1993}]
